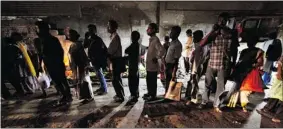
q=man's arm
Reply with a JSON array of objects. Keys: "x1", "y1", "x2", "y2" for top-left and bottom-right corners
[
  {"x1": 277, "y1": 58, "x2": 282, "y2": 80},
  {"x1": 84, "y1": 32, "x2": 91, "y2": 49},
  {"x1": 200, "y1": 24, "x2": 220, "y2": 47},
  {"x1": 231, "y1": 33, "x2": 239, "y2": 67}
]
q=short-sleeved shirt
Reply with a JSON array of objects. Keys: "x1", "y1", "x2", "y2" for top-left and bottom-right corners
[{"x1": 165, "y1": 39, "x2": 182, "y2": 64}]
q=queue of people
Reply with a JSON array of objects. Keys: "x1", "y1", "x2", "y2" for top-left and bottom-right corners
[{"x1": 1, "y1": 12, "x2": 283, "y2": 123}]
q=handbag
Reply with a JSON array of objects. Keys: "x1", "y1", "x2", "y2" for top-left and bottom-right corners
[
  {"x1": 79, "y1": 73, "x2": 94, "y2": 100},
  {"x1": 79, "y1": 81, "x2": 92, "y2": 100},
  {"x1": 165, "y1": 80, "x2": 183, "y2": 101},
  {"x1": 37, "y1": 72, "x2": 51, "y2": 89}
]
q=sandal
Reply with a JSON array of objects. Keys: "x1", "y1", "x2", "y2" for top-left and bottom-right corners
[{"x1": 243, "y1": 108, "x2": 248, "y2": 113}]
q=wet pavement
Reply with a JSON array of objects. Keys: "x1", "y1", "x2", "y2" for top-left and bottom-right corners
[{"x1": 1, "y1": 78, "x2": 283, "y2": 128}]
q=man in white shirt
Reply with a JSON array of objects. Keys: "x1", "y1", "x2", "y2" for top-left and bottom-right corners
[
  {"x1": 143, "y1": 23, "x2": 165, "y2": 101},
  {"x1": 164, "y1": 26, "x2": 183, "y2": 93}
]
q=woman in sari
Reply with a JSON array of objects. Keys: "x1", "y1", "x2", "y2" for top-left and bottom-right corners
[
  {"x1": 258, "y1": 56, "x2": 283, "y2": 123},
  {"x1": 223, "y1": 35, "x2": 265, "y2": 112}
]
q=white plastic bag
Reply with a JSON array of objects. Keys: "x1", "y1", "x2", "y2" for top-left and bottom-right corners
[{"x1": 38, "y1": 72, "x2": 51, "y2": 89}]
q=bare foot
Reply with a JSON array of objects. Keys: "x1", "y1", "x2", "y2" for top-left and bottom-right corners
[
  {"x1": 272, "y1": 118, "x2": 281, "y2": 123},
  {"x1": 185, "y1": 101, "x2": 191, "y2": 105},
  {"x1": 243, "y1": 108, "x2": 248, "y2": 113},
  {"x1": 215, "y1": 107, "x2": 222, "y2": 113}
]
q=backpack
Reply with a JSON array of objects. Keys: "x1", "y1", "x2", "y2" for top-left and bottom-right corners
[{"x1": 266, "y1": 39, "x2": 282, "y2": 61}]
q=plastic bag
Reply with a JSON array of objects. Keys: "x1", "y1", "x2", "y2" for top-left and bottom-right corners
[{"x1": 38, "y1": 72, "x2": 51, "y2": 89}]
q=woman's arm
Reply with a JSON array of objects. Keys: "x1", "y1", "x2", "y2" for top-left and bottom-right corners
[
  {"x1": 253, "y1": 50, "x2": 264, "y2": 68},
  {"x1": 276, "y1": 58, "x2": 282, "y2": 80}
]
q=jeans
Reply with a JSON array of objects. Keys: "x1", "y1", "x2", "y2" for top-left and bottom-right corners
[
  {"x1": 95, "y1": 67, "x2": 108, "y2": 92},
  {"x1": 202, "y1": 67, "x2": 227, "y2": 108}
]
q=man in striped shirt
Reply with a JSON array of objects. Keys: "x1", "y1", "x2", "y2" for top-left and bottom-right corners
[{"x1": 198, "y1": 12, "x2": 236, "y2": 113}]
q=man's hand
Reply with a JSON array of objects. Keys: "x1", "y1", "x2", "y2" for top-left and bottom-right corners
[
  {"x1": 152, "y1": 58, "x2": 158, "y2": 64},
  {"x1": 213, "y1": 24, "x2": 221, "y2": 32},
  {"x1": 171, "y1": 75, "x2": 177, "y2": 82}
]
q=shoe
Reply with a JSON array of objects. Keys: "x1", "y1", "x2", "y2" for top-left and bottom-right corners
[
  {"x1": 144, "y1": 96, "x2": 156, "y2": 102},
  {"x1": 197, "y1": 103, "x2": 207, "y2": 109},
  {"x1": 114, "y1": 97, "x2": 125, "y2": 103},
  {"x1": 97, "y1": 91, "x2": 107, "y2": 95},
  {"x1": 60, "y1": 96, "x2": 73, "y2": 104},
  {"x1": 142, "y1": 94, "x2": 150, "y2": 99},
  {"x1": 81, "y1": 98, "x2": 94, "y2": 104},
  {"x1": 113, "y1": 95, "x2": 119, "y2": 100},
  {"x1": 94, "y1": 88, "x2": 103, "y2": 94},
  {"x1": 126, "y1": 96, "x2": 138, "y2": 105},
  {"x1": 129, "y1": 96, "x2": 138, "y2": 102}
]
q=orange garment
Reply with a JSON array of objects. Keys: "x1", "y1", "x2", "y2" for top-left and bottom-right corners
[
  {"x1": 240, "y1": 68, "x2": 264, "y2": 92},
  {"x1": 56, "y1": 35, "x2": 73, "y2": 78}
]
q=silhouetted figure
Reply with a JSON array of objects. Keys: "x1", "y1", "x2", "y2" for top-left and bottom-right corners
[
  {"x1": 160, "y1": 36, "x2": 170, "y2": 83},
  {"x1": 2, "y1": 33, "x2": 29, "y2": 97},
  {"x1": 35, "y1": 21, "x2": 72, "y2": 104},
  {"x1": 107, "y1": 20, "x2": 125, "y2": 102},
  {"x1": 262, "y1": 32, "x2": 282, "y2": 85},
  {"x1": 69, "y1": 29, "x2": 94, "y2": 103},
  {"x1": 143, "y1": 23, "x2": 165, "y2": 101},
  {"x1": 165, "y1": 26, "x2": 182, "y2": 93},
  {"x1": 86, "y1": 24, "x2": 108, "y2": 95},
  {"x1": 185, "y1": 30, "x2": 204, "y2": 105},
  {"x1": 125, "y1": 31, "x2": 141, "y2": 104}
]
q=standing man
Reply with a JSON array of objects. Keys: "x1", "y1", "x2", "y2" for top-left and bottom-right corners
[
  {"x1": 183, "y1": 29, "x2": 193, "y2": 73},
  {"x1": 125, "y1": 31, "x2": 141, "y2": 104},
  {"x1": 160, "y1": 36, "x2": 170, "y2": 83},
  {"x1": 35, "y1": 21, "x2": 72, "y2": 104},
  {"x1": 86, "y1": 24, "x2": 108, "y2": 95},
  {"x1": 143, "y1": 23, "x2": 166, "y2": 101},
  {"x1": 185, "y1": 30, "x2": 204, "y2": 105},
  {"x1": 107, "y1": 20, "x2": 125, "y2": 102},
  {"x1": 197, "y1": 12, "x2": 234, "y2": 112},
  {"x1": 165, "y1": 26, "x2": 183, "y2": 93}
]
